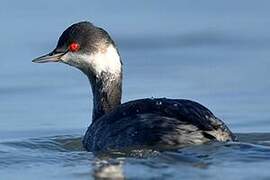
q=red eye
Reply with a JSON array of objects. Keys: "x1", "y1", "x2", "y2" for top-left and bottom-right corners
[{"x1": 69, "y1": 42, "x2": 80, "y2": 52}]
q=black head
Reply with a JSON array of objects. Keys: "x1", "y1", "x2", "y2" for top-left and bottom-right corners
[
  {"x1": 33, "y1": 21, "x2": 121, "y2": 76},
  {"x1": 55, "y1": 21, "x2": 114, "y2": 54}
]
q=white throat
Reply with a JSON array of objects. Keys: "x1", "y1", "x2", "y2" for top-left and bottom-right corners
[
  {"x1": 90, "y1": 45, "x2": 122, "y2": 77},
  {"x1": 60, "y1": 41, "x2": 123, "y2": 122},
  {"x1": 61, "y1": 44, "x2": 122, "y2": 77}
]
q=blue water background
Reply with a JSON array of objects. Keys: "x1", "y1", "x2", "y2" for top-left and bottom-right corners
[{"x1": 0, "y1": 1, "x2": 270, "y2": 179}]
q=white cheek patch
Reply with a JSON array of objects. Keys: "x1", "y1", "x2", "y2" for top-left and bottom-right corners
[
  {"x1": 61, "y1": 45, "x2": 121, "y2": 77},
  {"x1": 90, "y1": 45, "x2": 122, "y2": 76}
]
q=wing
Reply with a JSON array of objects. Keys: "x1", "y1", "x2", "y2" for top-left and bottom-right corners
[{"x1": 83, "y1": 98, "x2": 235, "y2": 151}]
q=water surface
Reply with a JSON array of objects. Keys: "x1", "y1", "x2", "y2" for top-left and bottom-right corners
[{"x1": 0, "y1": 0, "x2": 270, "y2": 179}]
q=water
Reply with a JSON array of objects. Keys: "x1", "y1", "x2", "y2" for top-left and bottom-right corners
[{"x1": 1, "y1": 0, "x2": 270, "y2": 179}]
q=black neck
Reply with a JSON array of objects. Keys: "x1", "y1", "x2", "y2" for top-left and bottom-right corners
[{"x1": 87, "y1": 71, "x2": 122, "y2": 122}]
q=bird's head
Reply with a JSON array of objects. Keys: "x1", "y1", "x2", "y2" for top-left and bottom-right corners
[{"x1": 33, "y1": 21, "x2": 122, "y2": 77}]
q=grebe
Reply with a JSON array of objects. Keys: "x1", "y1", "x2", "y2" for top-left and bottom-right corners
[{"x1": 33, "y1": 21, "x2": 235, "y2": 152}]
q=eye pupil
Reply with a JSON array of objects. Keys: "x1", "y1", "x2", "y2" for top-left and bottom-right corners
[{"x1": 69, "y1": 42, "x2": 80, "y2": 52}]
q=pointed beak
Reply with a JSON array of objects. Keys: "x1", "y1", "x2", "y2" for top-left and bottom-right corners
[{"x1": 32, "y1": 51, "x2": 65, "y2": 63}]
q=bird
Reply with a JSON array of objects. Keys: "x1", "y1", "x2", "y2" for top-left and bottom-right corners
[{"x1": 32, "y1": 21, "x2": 235, "y2": 152}]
